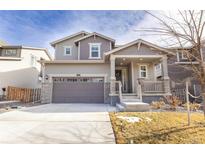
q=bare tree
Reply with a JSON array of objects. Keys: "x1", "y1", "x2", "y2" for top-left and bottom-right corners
[{"x1": 139, "y1": 10, "x2": 205, "y2": 116}]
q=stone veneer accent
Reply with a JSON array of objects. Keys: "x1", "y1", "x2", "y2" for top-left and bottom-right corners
[
  {"x1": 104, "y1": 82, "x2": 111, "y2": 104},
  {"x1": 41, "y1": 82, "x2": 53, "y2": 104},
  {"x1": 110, "y1": 96, "x2": 119, "y2": 106},
  {"x1": 164, "y1": 78, "x2": 171, "y2": 94}
]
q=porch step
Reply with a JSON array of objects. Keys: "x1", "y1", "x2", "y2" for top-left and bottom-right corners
[
  {"x1": 117, "y1": 101, "x2": 150, "y2": 112},
  {"x1": 122, "y1": 94, "x2": 139, "y2": 99},
  {"x1": 122, "y1": 93, "x2": 137, "y2": 96},
  {"x1": 122, "y1": 99, "x2": 141, "y2": 102}
]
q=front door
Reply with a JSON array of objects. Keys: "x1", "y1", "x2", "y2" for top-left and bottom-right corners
[{"x1": 115, "y1": 68, "x2": 128, "y2": 93}]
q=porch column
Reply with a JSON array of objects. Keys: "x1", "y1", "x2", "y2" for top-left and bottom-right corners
[
  {"x1": 110, "y1": 55, "x2": 116, "y2": 94},
  {"x1": 162, "y1": 55, "x2": 169, "y2": 78},
  {"x1": 162, "y1": 55, "x2": 171, "y2": 94}
]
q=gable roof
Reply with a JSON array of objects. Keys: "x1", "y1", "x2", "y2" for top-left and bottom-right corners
[
  {"x1": 74, "y1": 32, "x2": 115, "y2": 44},
  {"x1": 104, "y1": 39, "x2": 175, "y2": 56},
  {"x1": 50, "y1": 31, "x2": 90, "y2": 47}
]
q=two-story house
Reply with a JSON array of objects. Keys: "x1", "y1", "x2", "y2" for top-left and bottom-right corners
[
  {"x1": 40, "y1": 31, "x2": 175, "y2": 110},
  {"x1": 168, "y1": 46, "x2": 205, "y2": 102},
  {"x1": 0, "y1": 44, "x2": 52, "y2": 96}
]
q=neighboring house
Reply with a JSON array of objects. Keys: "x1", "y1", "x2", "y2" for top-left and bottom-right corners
[
  {"x1": 0, "y1": 45, "x2": 52, "y2": 95},
  {"x1": 167, "y1": 47, "x2": 205, "y2": 102},
  {"x1": 40, "y1": 31, "x2": 174, "y2": 106}
]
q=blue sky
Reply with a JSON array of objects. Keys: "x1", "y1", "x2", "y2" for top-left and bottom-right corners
[{"x1": 0, "y1": 10, "x2": 154, "y2": 55}]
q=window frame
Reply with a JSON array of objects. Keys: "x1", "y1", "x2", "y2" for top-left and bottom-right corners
[
  {"x1": 4, "y1": 49, "x2": 17, "y2": 57},
  {"x1": 139, "y1": 65, "x2": 148, "y2": 78},
  {"x1": 89, "y1": 43, "x2": 101, "y2": 59},
  {"x1": 154, "y1": 63, "x2": 162, "y2": 77},
  {"x1": 30, "y1": 54, "x2": 37, "y2": 67},
  {"x1": 181, "y1": 51, "x2": 188, "y2": 60},
  {"x1": 64, "y1": 46, "x2": 72, "y2": 56}
]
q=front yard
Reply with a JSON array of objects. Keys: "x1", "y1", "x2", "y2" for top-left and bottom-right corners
[{"x1": 109, "y1": 112, "x2": 205, "y2": 144}]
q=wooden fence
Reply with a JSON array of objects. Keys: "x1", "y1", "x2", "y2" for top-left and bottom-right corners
[{"x1": 6, "y1": 86, "x2": 41, "y2": 103}]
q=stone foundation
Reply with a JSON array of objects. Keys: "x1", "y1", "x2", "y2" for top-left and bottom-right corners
[
  {"x1": 41, "y1": 82, "x2": 52, "y2": 104},
  {"x1": 104, "y1": 83, "x2": 111, "y2": 104},
  {"x1": 110, "y1": 96, "x2": 119, "y2": 106},
  {"x1": 142, "y1": 96, "x2": 166, "y2": 104}
]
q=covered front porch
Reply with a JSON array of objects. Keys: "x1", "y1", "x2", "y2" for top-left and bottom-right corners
[{"x1": 109, "y1": 54, "x2": 171, "y2": 99}]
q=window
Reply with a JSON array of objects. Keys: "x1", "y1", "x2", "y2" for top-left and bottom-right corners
[
  {"x1": 89, "y1": 43, "x2": 101, "y2": 59},
  {"x1": 31, "y1": 54, "x2": 37, "y2": 67},
  {"x1": 181, "y1": 51, "x2": 188, "y2": 59},
  {"x1": 4, "y1": 49, "x2": 17, "y2": 57},
  {"x1": 139, "y1": 65, "x2": 147, "y2": 78},
  {"x1": 64, "y1": 46, "x2": 72, "y2": 56},
  {"x1": 155, "y1": 63, "x2": 162, "y2": 77}
]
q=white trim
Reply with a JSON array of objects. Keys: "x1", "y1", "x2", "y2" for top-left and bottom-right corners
[
  {"x1": 175, "y1": 61, "x2": 199, "y2": 65},
  {"x1": 78, "y1": 42, "x2": 80, "y2": 60},
  {"x1": 104, "y1": 39, "x2": 175, "y2": 56},
  {"x1": 64, "y1": 46, "x2": 72, "y2": 56},
  {"x1": 42, "y1": 63, "x2": 45, "y2": 83},
  {"x1": 48, "y1": 74, "x2": 108, "y2": 82},
  {"x1": 112, "y1": 55, "x2": 163, "y2": 58},
  {"x1": 110, "y1": 41, "x2": 112, "y2": 50},
  {"x1": 0, "y1": 57, "x2": 22, "y2": 60},
  {"x1": 50, "y1": 31, "x2": 89, "y2": 46},
  {"x1": 177, "y1": 52, "x2": 180, "y2": 62},
  {"x1": 39, "y1": 60, "x2": 105, "y2": 64},
  {"x1": 137, "y1": 42, "x2": 141, "y2": 51},
  {"x1": 142, "y1": 93, "x2": 172, "y2": 96},
  {"x1": 131, "y1": 61, "x2": 134, "y2": 92},
  {"x1": 89, "y1": 43, "x2": 101, "y2": 59},
  {"x1": 74, "y1": 32, "x2": 115, "y2": 43},
  {"x1": 139, "y1": 65, "x2": 148, "y2": 78}
]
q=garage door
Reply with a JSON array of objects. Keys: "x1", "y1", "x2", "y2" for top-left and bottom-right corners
[{"x1": 52, "y1": 77, "x2": 104, "y2": 103}]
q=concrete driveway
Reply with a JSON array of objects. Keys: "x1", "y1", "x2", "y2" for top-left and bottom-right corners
[{"x1": 0, "y1": 104, "x2": 116, "y2": 144}]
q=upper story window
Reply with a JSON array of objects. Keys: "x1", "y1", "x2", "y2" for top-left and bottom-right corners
[
  {"x1": 89, "y1": 43, "x2": 101, "y2": 59},
  {"x1": 181, "y1": 51, "x2": 188, "y2": 60},
  {"x1": 31, "y1": 54, "x2": 37, "y2": 67},
  {"x1": 139, "y1": 65, "x2": 147, "y2": 78},
  {"x1": 64, "y1": 46, "x2": 72, "y2": 56},
  {"x1": 4, "y1": 49, "x2": 17, "y2": 57}
]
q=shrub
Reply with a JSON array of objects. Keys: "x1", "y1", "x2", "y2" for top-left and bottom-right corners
[
  {"x1": 165, "y1": 96, "x2": 182, "y2": 110},
  {"x1": 151, "y1": 98, "x2": 165, "y2": 109},
  {"x1": 183, "y1": 102, "x2": 201, "y2": 111}
]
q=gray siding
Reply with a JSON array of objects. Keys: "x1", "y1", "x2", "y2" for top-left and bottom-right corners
[
  {"x1": 45, "y1": 63, "x2": 111, "y2": 81},
  {"x1": 54, "y1": 34, "x2": 84, "y2": 60},
  {"x1": 79, "y1": 36, "x2": 111, "y2": 60},
  {"x1": 202, "y1": 46, "x2": 205, "y2": 62},
  {"x1": 113, "y1": 44, "x2": 166, "y2": 56}
]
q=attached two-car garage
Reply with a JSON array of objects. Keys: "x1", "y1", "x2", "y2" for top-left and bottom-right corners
[{"x1": 52, "y1": 77, "x2": 105, "y2": 103}]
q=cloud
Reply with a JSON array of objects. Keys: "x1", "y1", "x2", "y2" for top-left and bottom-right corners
[
  {"x1": 0, "y1": 10, "x2": 148, "y2": 57},
  {"x1": 2, "y1": 10, "x2": 194, "y2": 57}
]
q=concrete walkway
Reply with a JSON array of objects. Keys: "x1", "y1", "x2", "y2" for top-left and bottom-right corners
[{"x1": 0, "y1": 104, "x2": 116, "y2": 144}]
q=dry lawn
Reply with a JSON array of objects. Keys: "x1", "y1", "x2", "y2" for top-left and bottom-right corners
[{"x1": 109, "y1": 112, "x2": 205, "y2": 144}]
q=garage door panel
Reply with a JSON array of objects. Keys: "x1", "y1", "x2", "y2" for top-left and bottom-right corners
[{"x1": 52, "y1": 77, "x2": 104, "y2": 103}]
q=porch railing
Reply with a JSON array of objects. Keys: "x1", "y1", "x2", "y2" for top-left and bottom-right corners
[
  {"x1": 114, "y1": 81, "x2": 122, "y2": 102},
  {"x1": 141, "y1": 80, "x2": 165, "y2": 93}
]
